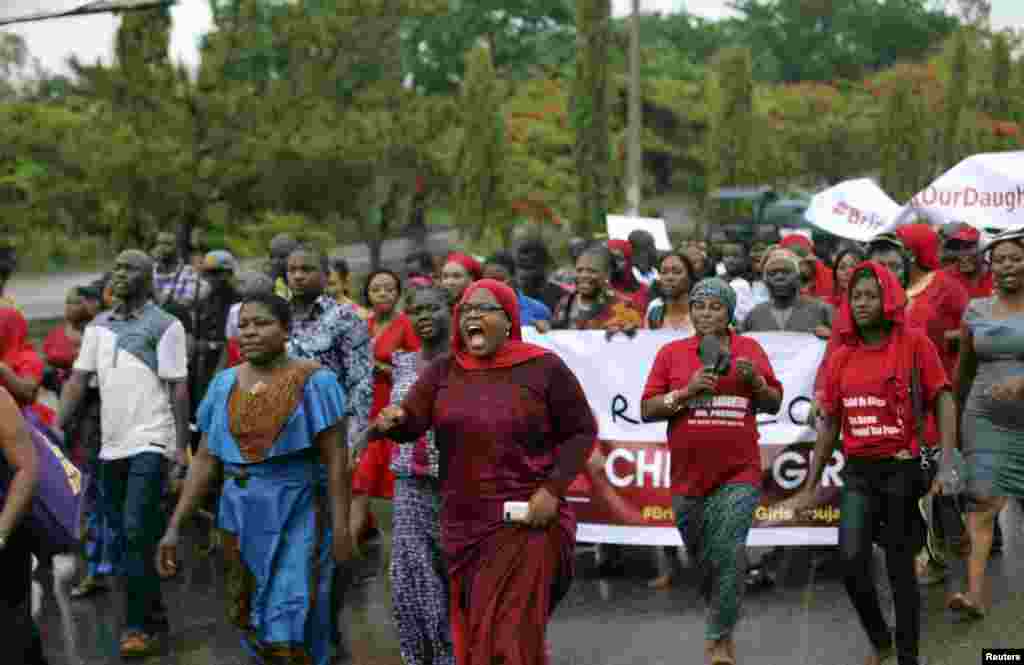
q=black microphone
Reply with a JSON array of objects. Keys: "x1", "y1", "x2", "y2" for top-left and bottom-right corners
[{"x1": 698, "y1": 334, "x2": 722, "y2": 372}]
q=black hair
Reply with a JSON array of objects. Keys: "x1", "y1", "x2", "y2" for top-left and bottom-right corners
[
  {"x1": 76, "y1": 285, "x2": 102, "y2": 302},
  {"x1": 657, "y1": 251, "x2": 697, "y2": 285},
  {"x1": 832, "y1": 245, "x2": 867, "y2": 276},
  {"x1": 362, "y1": 269, "x2": 403, "y2": 307},
  {"x1": 866, "y1": 237, "x2": 912, "y2": 278},
  {"x1": 289, "y1": 244, "x2": 329, "y2": 273},
  {"x1": 239, "y1": 292, "x2": 292, "y2": 329},
  {"x1": 627, "y1": 229, "x2": 655, "y2": 247},
  {"x1": 484, "y1": 251, "x2": 517, "y2": 277},
  {"x1": 577, "y1": 242, "x2": 613, "y2": 274},
  {"x1": 329, "y1": 257, "x2": 350, "y2": 278},
  {"x1": 516, "y1": 237, "x2": 551, "y2": 267},
  {"x1": 405, "y1": 250, "x2": 434, "y2": 273},
  {"x1": 408, "y1": 285, "x2": 449, "y2": 308}
]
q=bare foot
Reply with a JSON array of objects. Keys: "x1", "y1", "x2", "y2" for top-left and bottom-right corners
[
  {"x1": 648, "y1": 573, "x2": 674, "y2": 589},
  {"x1": 706, "y1": 639, "x2": 734, "y2": 665}
]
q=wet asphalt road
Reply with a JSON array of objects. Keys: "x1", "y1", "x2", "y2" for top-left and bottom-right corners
[{"x1": 34, "y1": 500, "x2": 1024, "y2": 665}]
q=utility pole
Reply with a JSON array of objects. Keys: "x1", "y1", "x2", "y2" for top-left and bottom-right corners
[{"x1": 626, "y1": 0, "x2": 642, "y2": 216}]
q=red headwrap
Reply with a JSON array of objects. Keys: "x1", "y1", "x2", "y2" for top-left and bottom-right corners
[
  {"x1": 895, "y1": 223, "x2": 941, "y2": 271},
  {"x1": 452, "y1": 279, "x2": 551, "y2": 371},
  {"x1": 832, "y1": 261, "x2": 907, "y2": 346},
  {"x1": 779, "y1": 234, "x2": 834, "y2": 297},
  {"x1": 445, "y1": 252, "x2": 483, "y2": 280},
  {"x1": 0, "y1": 307, "x2": 37, "y2": 368},
  {"x1": 779, "y1": 234, "x2": 813, "y2": 254},
  {"x1": 607, "y1": 239, "x2": 640, "y2": 292}
]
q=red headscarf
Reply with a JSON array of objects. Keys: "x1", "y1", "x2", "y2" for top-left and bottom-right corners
[
  {"x1": 779, "y1": 234, "x2": 834, "y2": 297},
  {"x1": 445, "y1": 252, "x2": 483, "y2": 280},
  {"x1": 779, "y1": 234, "x2": 813, "y2": 254},
  {"x1": 607, "y1": 239, "x2": 641, "y2": 292},
  {"x1": 452, "y1": 279, "x2": 551, "y2": 371},
  {"x1": 832, "y1": 261, "x2": 907, "y2": 346},
  {"x1": 895, "y1": 223, "x2": 941, "y2": 271}
]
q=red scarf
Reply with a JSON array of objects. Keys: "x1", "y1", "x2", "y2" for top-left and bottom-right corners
[
  {"x1": 446, "y1": 252, "x2": 483, "y2": 280},
  {"x1": 607, "y1": 239, "x2": 641, "y2": 292},
  {"x1": 833, "y1": 260, "x2": 907, "y2": 346},
  {"x1": 452, "y1": 279, "x2": 551, "y2": 371},
  {"x1": 780, "y1": 235, "x2": 833, "y2": 297},
  {"x1": 896, "y1": 223, "x2": 941, "y2": 271}
]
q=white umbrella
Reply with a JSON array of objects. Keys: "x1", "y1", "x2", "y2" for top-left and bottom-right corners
[
  {"x1": 803, "y1": 178, "x2": 903, "y2": 242},
  {"x1": 893, "y1": 151, "x2": 1024, "y2": 232}
]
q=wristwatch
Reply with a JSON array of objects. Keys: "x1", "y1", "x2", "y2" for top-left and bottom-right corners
[{"x1": 664, "y1": 390, "x2": 681, "y2": 411}]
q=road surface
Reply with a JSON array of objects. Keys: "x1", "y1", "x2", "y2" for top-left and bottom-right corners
[{"x1": 35, "y1": 500, "x2": 1024, "y2": 665}]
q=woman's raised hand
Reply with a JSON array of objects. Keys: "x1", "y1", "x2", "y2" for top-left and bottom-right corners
[{"x1": 685, "y1": 367, "x2": 718, "y2": 397}]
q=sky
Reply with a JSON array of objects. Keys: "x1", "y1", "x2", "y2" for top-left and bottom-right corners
[{"x1": 2, "y1": 0, "x2": 1023, "y2": 76}]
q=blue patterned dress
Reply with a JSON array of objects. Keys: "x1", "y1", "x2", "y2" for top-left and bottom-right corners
[{"x1": 197, "y1": 365, "x2": 346, "y2": 665}]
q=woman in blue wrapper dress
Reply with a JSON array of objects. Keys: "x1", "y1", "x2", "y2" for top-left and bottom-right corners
[{"x1": 157, "y1": 293, "x2": 353, "y2": 665}]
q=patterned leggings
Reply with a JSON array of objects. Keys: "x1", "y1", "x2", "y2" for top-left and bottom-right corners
[
  {"x1": 389, "y1": 477, "x2": 455, "y2": 665},
  {"x1": 673, "y1": 484, "x2": 761, "y2": 641}
]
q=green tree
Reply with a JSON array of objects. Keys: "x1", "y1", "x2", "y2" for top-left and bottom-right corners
[
  {"x1": 878, "y1": 68, "x2": 934, "y2": 202},
  {"x1": 942, "y1": 30, "x2": 969, "y2": 169},
  {"x1": 706, "y1": 47, "x2": 754, "y2": 192},
  {"x1": 990, "y1": 31, "x2": 1012, "y2": 116},
  {"x1": 453, "y1": 44, "x2": 507, "y2": 245},
  {"x1": 402, "y1": 0, "x2": 575, "y2": 95},
  {"x1": 573, "y1": 0, "x2": 611, "y2": 238}
]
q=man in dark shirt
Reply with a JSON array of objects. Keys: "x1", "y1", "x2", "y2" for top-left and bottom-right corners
[{"x1": 515, "y1": 237, "x2": 569, "y2": 313}]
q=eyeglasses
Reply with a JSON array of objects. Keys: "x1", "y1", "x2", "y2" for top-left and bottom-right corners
[{"x1": 460, "y1": 303, "x2": 505, "y2": 316}]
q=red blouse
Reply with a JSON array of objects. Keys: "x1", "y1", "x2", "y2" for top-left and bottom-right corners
[
  {"x1": 818, "y1": 330, "x2": 948, "y2": 459},
  {"x1": 905, "y1": 270, "x2": 968, "y2": 381},
  {"x1": 642, "y1": 332, "x2": 782, "y2": 496},
  {"x1": 369, "y1": 313, "x2": 420, "y2": 419},
  {"x1": 42, "y1": 324, "x2": 81, "y2": 371},
  {"x1": 943, "y1": 265, "x2": 993, "y2": 300},
  {"x1": 392, "y1": 353, "x2": 596, "y2": 575}
]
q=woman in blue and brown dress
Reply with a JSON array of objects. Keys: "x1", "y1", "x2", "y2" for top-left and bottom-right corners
[{"x1": 157, "y1": 293, "x2": 353, "y2": 665}]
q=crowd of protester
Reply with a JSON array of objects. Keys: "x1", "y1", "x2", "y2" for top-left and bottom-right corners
[{"x1": 0, "y1": 218, "x2": 1018, "y2": 665}]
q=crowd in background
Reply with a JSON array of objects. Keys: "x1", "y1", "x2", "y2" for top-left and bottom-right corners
[{"x1": 0, "y1": 218, "x2": 1020, "y2": 665}]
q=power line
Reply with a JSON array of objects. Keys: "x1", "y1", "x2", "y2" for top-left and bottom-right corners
[{"x1": 0, "y1": 1, "x2": 176, "y2": 27}]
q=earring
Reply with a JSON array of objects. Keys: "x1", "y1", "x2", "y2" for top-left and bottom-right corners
[{"x1": 506, "y1": 326, "x2": 512, "y2": 336}]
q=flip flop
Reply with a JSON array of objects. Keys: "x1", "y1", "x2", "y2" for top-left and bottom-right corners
[{"x1": 948, "y1": 593, "x2": 986, "y2": 619}]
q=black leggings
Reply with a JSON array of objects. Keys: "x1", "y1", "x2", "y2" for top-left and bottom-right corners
[
  {"x1": 0, "y1": 526, "x2": 47, "y2": 664},
  {"x1": 838, "y1": 457, "x2": 925, "y2": 665}
]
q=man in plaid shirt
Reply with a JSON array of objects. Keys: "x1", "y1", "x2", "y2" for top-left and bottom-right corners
[{"x1": 152, "y1": 232, "x2": 201, "y2": 310}]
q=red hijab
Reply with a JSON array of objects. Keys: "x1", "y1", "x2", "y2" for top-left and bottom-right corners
[
  {"x1": 832, "y1": 261, "x2": 907, "y2": 346},
  {"x1": 895, "y1": 223, "x2": 941, "y2": 271},
  {"x1": 446, "y1": 252, "x2": 483, "y2": 280},
  {"x1": 607, "y1": 239, "x2": 641, "y2": 292},
  {"x1": 780, "y1": 234, "x2": 834, "y2": 297},
  {"x1": 452, "y1": 279, "x2": 551, "y2": 371}
]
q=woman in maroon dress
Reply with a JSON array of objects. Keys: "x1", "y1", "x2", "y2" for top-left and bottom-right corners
[{"x1": 371, "y1": 279, "x2": 596, "y2": 665}]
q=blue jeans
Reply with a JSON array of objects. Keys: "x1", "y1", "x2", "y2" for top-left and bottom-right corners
[{"x1": 100, "y1": 452, "x2": 167, "y2": 633}]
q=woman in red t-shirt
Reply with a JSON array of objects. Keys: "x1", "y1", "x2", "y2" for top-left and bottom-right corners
[
  {"x1": 350, "y1": 269, "x2": 421, "y2": 544},
  {"x1": 785, "y1": 261, "x2": 956, "y2": 665},
  {"x1": 642, "y1": 277, "x2": 782, "y2": 665}
]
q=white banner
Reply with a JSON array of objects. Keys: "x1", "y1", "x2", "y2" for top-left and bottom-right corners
[
  {"x1": 606, "y1": 215, "x2": 672, "y2": 251},
  {"x1": 521, "y1": 329, "x2": 825, "y2": 444},
  {"x1": 804, "y1": 178, "x2": 902, "y2": 241},
  {"x1": 893, "y1": 151, "x2": 1024, "y2": 231},
  {"x1": 521, "y1": 329, "x2": 837, "y2": 545}
]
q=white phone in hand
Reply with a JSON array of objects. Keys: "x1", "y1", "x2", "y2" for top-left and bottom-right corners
[{"x1": 503, "y1": 501, "x2": 529, "y2": 523}]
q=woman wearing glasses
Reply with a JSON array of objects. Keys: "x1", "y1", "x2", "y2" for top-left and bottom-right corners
[{"x1": 370, "y1": 279, "x2": 596, "y2": 665}]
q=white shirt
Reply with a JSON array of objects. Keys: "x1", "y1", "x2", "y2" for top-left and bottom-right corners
[
  {"x1": 729, "y1": 277, "x2": 756, "y2": 325},
  {"x1": 73, "y1": 303, "x2": 188, "y2": 461}
]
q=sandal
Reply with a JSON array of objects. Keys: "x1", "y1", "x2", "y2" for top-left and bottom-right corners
[
  {"x1": 120, "y1": 631, "x2": 159, "y2": 658},
  {"x1": 948, "y1": 593, "x2": 986, "y2": 620},
  {"x1": 70, "y1": 576, "x2": 109, "y2": 599}
]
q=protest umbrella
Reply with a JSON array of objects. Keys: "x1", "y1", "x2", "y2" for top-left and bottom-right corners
[
  {"x1": 893, "y1": 151, "x2": 1024, "y2": 232},
  {"x1": 803, "y1": 178, "x2": 903, "y2": 242}
]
